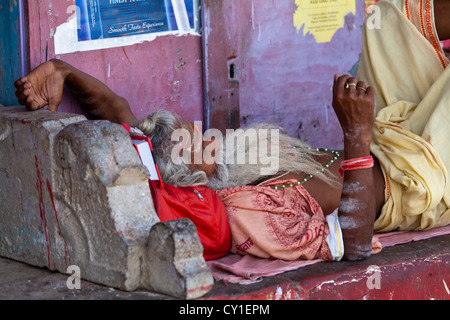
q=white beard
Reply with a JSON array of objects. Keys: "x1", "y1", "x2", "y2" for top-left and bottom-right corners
[
  {"x1": 205, "y1": 162, "x2": 230, "y2": 190},
  {"x1": 206, "y1": 124, "x2": 338, "y2": 190}
]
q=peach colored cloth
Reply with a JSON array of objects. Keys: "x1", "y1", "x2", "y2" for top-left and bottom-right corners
[{"x1": 216, "y1": 179, "x2": 334, "y2": 261}]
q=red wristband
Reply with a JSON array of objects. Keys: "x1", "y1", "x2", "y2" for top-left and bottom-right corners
[{"x1": 339, "y1": 156, "x2": 374, "y2": 177}]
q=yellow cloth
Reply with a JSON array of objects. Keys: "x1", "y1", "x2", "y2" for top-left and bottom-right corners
[{"x1": 357, "y1": 0, "x2": 450, "y2": 231}]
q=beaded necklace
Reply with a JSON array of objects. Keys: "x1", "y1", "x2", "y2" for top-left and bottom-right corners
[{"x1": 269, "y1": 148, "x2": 340, "y2": 190}]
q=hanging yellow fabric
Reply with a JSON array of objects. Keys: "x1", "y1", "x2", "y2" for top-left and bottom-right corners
[{"x1": 357, "y1": 0, "x2": 450, "y2": 232}]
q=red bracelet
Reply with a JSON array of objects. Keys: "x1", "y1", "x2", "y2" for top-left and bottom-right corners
[{"x1": 339, "y1": 156, "x2": 374, "y2": 177}]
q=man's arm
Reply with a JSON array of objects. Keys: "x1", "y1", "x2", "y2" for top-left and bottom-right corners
[
  {"x1": 332, "y1": 74, "x2": 377, "y2": 261},
  {"x1": 14, "y1": 59, "x2": 139, "y2": 126}
]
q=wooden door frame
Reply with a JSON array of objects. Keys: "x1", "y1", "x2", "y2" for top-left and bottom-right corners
[
  {"x1": 0, "y1": 0, "x2": 29, "y2": 106},
  {"x1": 201, "y1": 0, "x2": 240, "y2": 133}
]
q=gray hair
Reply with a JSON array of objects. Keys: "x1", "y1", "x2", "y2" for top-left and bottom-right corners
[
  {"x1": 139, "y1": 110, "x2": 339, "y2": 190},
  {"x1": 212, "y1": 123, "x2": 340, "y2": 189},
  {"x1": 138, "y1": 110, "x2": 209, "y2": 187}
]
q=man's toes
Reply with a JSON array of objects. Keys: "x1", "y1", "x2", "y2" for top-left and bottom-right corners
[
  {"x1": 29, "y1": 98, "x2": 41, "y2": 110},
  {"x1": 15, "y1": 87, "x2": 28, "y2": 104},
  {"x1": 15, "y1": 92, "x2": 26, "y2": 106},
  {"x1": 16, "y1": 96, "x2": 26, "y2": 105},
  {"x1": 13, "y1": 77, "x2": 25, "y2": 88}
]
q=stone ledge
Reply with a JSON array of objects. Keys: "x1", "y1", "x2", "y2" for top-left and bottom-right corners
[
  {"x1": 203, "y1": 234, "x2": 450, "y2": 300},
  {"x1": 0, "y1": 234, "x2": 448, "y2": 300},
  {"x1": 0, "y1": 106, "x2": 213, "y2": 299}
]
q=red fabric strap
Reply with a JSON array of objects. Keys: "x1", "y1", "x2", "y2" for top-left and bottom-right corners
[{"x1": 339, "y1": 156, "x2": 374, "y2": 177}]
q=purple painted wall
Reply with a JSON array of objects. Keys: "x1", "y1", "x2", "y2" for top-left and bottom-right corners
[
  {"x1": 26, "y1": 0, "x2": 204, "y2": 123},
  {"x1": 25, "y1": 0, "x2": 367, "y2": 146},
  {"x1": 204, "y1": 0, "x2": 367, "y2": 149}
]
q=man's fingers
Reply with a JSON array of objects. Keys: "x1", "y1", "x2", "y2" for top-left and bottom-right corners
[
  {"x1": 344, "y1": 77, "x2": 358, "y2": 92},
  {"x1": 356, "y1": 81, "x2": 367, "y2": 95},
  {"x1": 346, "y1": 77, "x2": 357, "y2": 84},
  {"x1": 333, "y1": 74, "x2": 340, "y2": 94},
  {"x1": 333, "y1": 75, "x2": 343, "y2": 101},
  {"x1": 365, "y1": 86, "x2": 375, "y2": 98},
  {"x1": 336, "y1": 75, "x2": 352, "y2": 92}
]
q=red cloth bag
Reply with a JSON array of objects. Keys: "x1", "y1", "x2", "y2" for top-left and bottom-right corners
[
  {"x1": 150, "y1": 181, "x2": 232, "y2": 260},
  {"x1": 122, "y1": 123, "x2": 231, "y2": 260}
]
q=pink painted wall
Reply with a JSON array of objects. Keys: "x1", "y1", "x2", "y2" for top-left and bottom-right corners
[
  {"x1": 442, "y1": 40, "x2": 450, "y2": 50},
  {"x1": 238, "y1": 1, "x2": 367, "y2": 149},
  {"x1": 203, "y1": 0, "x2": 369, "y2": 149},
  {"x1": 26, "y1": 0, "x2": 204, "y2": 123}
]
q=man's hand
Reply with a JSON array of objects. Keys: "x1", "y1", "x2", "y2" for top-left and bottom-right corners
[{"x1": 332, "y1": 74, "x2": 375, "y2": 147}]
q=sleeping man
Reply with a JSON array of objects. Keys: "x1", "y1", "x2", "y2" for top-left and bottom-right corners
[{"x1": 14, "y1": 0, "x2": 450, "y2": 262}]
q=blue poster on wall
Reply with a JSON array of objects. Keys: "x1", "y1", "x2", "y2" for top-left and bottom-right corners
[
  {"x1": 164, "y1": 0, "x2": 194, "y2": 31},
  {"x1": 76, "y1": 0, "x2": 194, "y2": 41}
]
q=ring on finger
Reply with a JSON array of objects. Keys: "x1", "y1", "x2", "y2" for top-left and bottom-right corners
[
  {"x1": 357, "y1": 86, "x2": 366, "y2": 92},
  {"x1": 345, "y1": 82, "x2": 357, "y2": 89}
]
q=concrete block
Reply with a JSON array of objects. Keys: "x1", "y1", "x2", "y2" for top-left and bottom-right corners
[
  {"x1": 142, "y1": 219, "x2": 214, "y2": 299},
  {"x1": 0, "y1": 106, "x2": 213, "y2": 298}
]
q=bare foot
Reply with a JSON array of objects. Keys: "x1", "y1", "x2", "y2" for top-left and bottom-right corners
[{"x1": 14, "y1": 60, "x2": 65, "y2": 111}]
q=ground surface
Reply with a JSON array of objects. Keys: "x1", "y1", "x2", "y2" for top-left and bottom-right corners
[{"x1": 1, "y1": 234, "x2": 449, "y2": 300}]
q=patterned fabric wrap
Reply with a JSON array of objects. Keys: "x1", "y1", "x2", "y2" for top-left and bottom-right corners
[{"x1": 216, "y1": 179, "x2": 334, "y2": 261}]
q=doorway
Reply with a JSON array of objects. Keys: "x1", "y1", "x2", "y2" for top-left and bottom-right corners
[{"x1": 0, "y1": 0, "x2": 29, "y2": 106}]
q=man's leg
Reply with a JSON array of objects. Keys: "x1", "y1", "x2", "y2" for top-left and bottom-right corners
[
  {"x1": 434, "y1": 0, "x2": 450, "y2": 41},
  {"x1": 14, "y1": 59, "x2": 139, "y2": 126}
]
